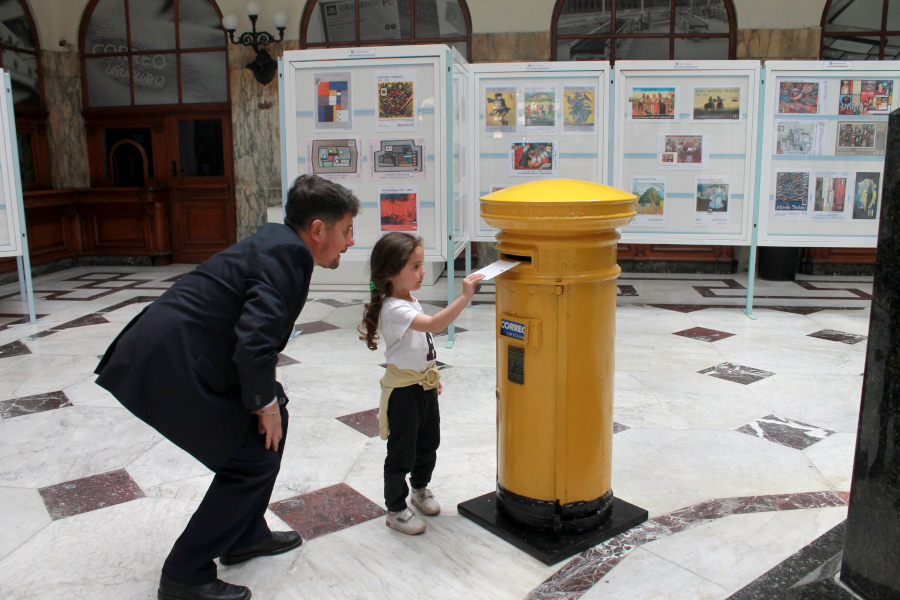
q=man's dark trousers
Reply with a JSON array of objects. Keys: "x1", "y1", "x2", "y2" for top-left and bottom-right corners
[{"x1": 163, "y1": 403, "x2": 289, "y2": 585}]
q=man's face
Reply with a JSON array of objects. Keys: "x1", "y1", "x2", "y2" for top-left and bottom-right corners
[{"x1": 316, "y1": 213, "x2": 355, "y2": 269}]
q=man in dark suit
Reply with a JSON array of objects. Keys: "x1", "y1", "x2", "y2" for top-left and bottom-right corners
[{"x1": 96, "y1": 174, "x2": 359, "y2": 600}]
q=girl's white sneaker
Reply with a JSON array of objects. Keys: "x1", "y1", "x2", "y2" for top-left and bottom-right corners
[
  {"x1": 386, "y1": 508, "x2": 426, "y2": 535},
  {"x1": 411, "y1": 488, "x2": 441, "y2": 516}
]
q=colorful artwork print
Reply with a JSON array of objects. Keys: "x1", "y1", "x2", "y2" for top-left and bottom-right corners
[
  {"x1": 486, "y1": 88, "x2": 516, "y2": 132},
  {"x1": 835, "y1": 121, "x2": 887, "y2": 157},
  {"x1": 775, "y1": 171, "x2": 811, "y2": 214},
  {"x1": 313, "y1": 71, "x2": 352, "y2": 131},
  {"x1": 630, "y1": 87, "x2": 676, "y2": 120},
  {"x1": 692, "y1": 87, "x2": 741, "y2": 121},
  {"x1": 630, "y1": 177, "x2": 666, "y2": 228},
  {"x1": 663, "y1": 135, "x2": 703, "y2": 164},
  {"x1": 696, "y1": 182, "x2": 729, "y2": 213},
  {"x1": 775, "y1": 121, "x2": 825, "y2": 155},
  {"x1": 563, "y1": 87, "x2": 595, "y2": 133},
  {"x1": 373, "y1": 139, "x2": 423, "y2": 173},
  {"x1": 814, "y1": 175, "x2": 847, "y2": 213},
  {"x1": 839, "y1": 123, "x2": 875, "y2": 148},
  {"x1": 524, "y1": 90, "x2": 556, "y2": 127},
  {"x1": 378, "y1": 81, "x2": 415, "y2": 120},
  {"x1": 853, "y1": 172, "x2": 880, "y2": 219},
  {"x1": 380, "y1": 187, "x2": 418, "y2": 231},
  {"x1": 634, "y1": 182, "x2": 664, "y2": 215},
  {"x1": 509, "y1": 142, "x2": 557, "y2": 176},
  {"x1": 839, "y1": 80, "x2": 893, "y2": 115},
  {"x1": 311, "y1": 140, "x2": 358, "y2": 174},
  {"x1": 778, "y1": 81, "x2": 821, "y2": 114}
]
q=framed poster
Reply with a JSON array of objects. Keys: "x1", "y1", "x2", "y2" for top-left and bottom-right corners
[
  {"x1": 758, "y1": 61, "x2": 900, "y2": 247},
  {"x1": 471, "y1": 62, "x2": 610, "y2": 242},
  {"x1": 614, "y1": 61, "x2": 760, "y2": 246}
]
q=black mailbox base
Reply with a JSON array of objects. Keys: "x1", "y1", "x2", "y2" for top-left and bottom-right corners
[{"x1": 458, "y1": 491, "x2": 648, "y2": 566}]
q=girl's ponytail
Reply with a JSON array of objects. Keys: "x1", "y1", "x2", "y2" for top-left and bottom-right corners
[{"x1": 359, "y1": 284, "x2": 386, "y2": 350}]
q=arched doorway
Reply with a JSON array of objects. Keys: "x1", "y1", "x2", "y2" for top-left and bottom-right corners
[{"x1": 79, "y1": 0, "x2": 235, "y2": 263}]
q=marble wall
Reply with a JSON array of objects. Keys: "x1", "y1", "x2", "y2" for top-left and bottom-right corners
[
  {"x1": 736, "y1": 28, "x2": 822, "y2": 60},
  {"x1": 472, "y1": 32, "x2": 552, "y2": 62},
  {"x1": 41, "y1": 51, "x2": 90, "y2": 189},
  {"x1": 228, "y1": 41, "x2": 299, "y2": 240}
]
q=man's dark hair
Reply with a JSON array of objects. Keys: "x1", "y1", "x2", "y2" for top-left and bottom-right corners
[{"x1": 284, "y1": 174, "x2": 360, "y2": 232}]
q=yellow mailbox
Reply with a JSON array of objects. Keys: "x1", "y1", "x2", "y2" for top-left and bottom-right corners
[{"x1": 481, "y1": 178, "x2": 636, "y2": 536}]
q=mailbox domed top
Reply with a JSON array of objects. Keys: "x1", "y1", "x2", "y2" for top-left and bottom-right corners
[
  {"x1": 481, "y1": 179, "x2": 636, "y2": 233},
  {"x1": 482, "y1": 179, "x2": 636, "y2": 203}
]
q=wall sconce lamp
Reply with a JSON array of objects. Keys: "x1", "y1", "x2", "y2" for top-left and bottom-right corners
[{"x1": 223, "y1": 2, "x2": 288, "y2": 85}]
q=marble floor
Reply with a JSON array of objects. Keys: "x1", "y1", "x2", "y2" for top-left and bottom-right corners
[{"x1": 0, "y1": 266, "x2": 872, "y2": 600}]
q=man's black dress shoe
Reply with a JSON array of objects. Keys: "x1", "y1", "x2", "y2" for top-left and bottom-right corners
[
  {"x1": 157, "y1": 574, "x2": 250, "y2": 600},
  {"x1": 219, "y1": 531, "x2": 303, "y2": 566}
]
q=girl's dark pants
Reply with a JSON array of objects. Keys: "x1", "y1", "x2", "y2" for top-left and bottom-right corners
[{"x1": 384, "y1": 383, "x2": 440, "y2": 512}]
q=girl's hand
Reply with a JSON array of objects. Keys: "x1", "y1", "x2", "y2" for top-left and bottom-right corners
[
  {"x1": 461, "y1": 274, "x2": 485, "y2": 300},
  {"x1": 438, "y1": 381, "x2": 443, "y2": 395}
]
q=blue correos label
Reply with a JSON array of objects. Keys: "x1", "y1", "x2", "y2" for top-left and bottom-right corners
[{"x1": 500, "y1": 318, "x2": 526, "y2": 340}]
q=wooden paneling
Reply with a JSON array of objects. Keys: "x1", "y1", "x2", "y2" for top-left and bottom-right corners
[
  {"x1": 617, "y1": 243, "x2": 735, "y2": 263},
  {"x1": 803, "y1": 247, "x2": 877, "y2": 265},
  {"x1": 0, "y1": 188, "x2": 174, "y2": 274}
]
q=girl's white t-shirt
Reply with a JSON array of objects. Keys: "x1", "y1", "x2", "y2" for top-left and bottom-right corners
[{"x1": 380, "y1": 296, "x2": 436, "y2": 372}]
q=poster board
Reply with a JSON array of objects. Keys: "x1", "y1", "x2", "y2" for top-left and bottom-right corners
[
  {"x1": 613, "y1": 61, "x2": 760, "y2": 246},
  {"x1": 757, "y1": 61, "x2": 900, "y2": 247},
  {"x1": 471, "y1": 62, "x2": 610, "y2": 242},
  {"x1": 451, "y1": 47, "x2": 471, "y2": 259},
  {"x1": 0, "y1": 69, "x2": 22, "y2": 258},
  {"x1": 281, "y1": 45, "x2": 455, "y2": 262}
]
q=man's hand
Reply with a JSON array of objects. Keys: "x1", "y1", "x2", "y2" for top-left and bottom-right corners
[{"x1": 254, "y1": 407, "x2": 283, "y2": 452}]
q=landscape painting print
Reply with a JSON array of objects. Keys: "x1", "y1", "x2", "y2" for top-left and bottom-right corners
[
  {"x1": 313, "y1": 71, "x2": 352, "y2": 131},
  {"x1": 692, "y1": 87, "x2": 741, "y2": 121},
  {"x1": 630, "y1": 176, "x2": 665, "y2": 227}
]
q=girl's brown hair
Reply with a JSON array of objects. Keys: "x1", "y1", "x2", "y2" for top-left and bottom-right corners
[{"x1": 359, "y1": 232, "x2": 423, "y2": 350}]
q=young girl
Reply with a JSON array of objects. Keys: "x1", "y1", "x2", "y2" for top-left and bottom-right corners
[{"x1": 359, "y1": 232, "x2": 484, "y2": 535}]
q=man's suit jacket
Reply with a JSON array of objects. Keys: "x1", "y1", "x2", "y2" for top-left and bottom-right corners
[{"x1": 96, "y1": 223, "x2": 314, "y2": 467}]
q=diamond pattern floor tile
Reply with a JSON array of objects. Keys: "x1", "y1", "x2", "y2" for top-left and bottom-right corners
[
  {"x1": 269, "y1": 483, "x2": 385, "y2": 540},
  {"x1": 698, "y1": 362, "x2": 775, "y2": 385},
  {"x1": 336, "y1": 408, "x2": 380, "y2": 438},
  {"x1": 673, "y1": 327, "x2": 736, "y2": 343},
  {"x1": 38, "y1": 469, "x2": 145, "y2": 520}
]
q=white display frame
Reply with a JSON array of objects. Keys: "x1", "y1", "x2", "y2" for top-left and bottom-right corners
[
  {"x1": 470, "y1": 61, "x2": 611, "y2": 242},
  {"x1": 450, "y1": 47, "x2": 472, "y2": 260},
  {"x1": 0, "y1": 72, "x2": 37, "y2": 324},
  {"x1": 0, "y1": 71, "x2": 22, "y2": 258},
  {"x1": 613, "y1": 61, "x2": 761, "y2": 246},
  {"x1": 757, "y1": 61, "x2": 900, "y2": 248},
  {"x1": 281, "y1": 45, "x2": 455, "y2": 263}
]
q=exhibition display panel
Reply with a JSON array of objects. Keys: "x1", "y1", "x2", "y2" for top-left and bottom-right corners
[
  {"x1": 613, "y1": 61, "x2": 761, "y2": 246},
  {"x1": 0, "y1": 71, "x2": 22, "y2": 259},
  {"x1": 280, "y1": 45, "x2": 467, "y2": 266},
  {"x1": 471, "y1": 62, "x2": 610, "y2": 242},
  {"x1": 0, "y1": 71, "x2": 36, "y2": 323},
  {"x1": 757, "y1": 61, "x2": 900, "y2": 248}
]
